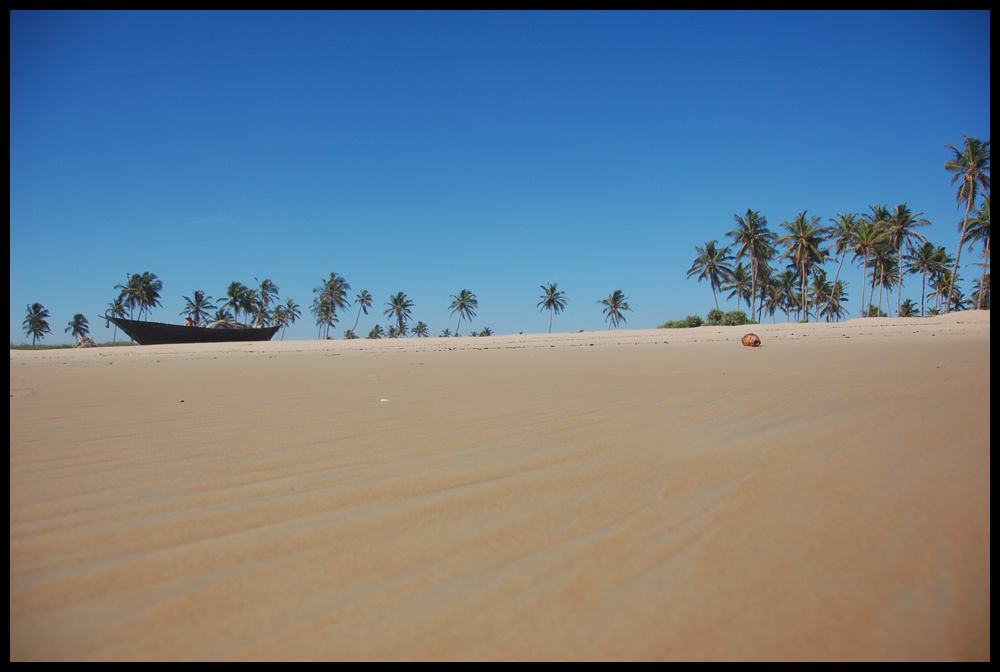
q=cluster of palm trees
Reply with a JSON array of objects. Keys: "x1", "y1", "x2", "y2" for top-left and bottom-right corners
[
  {"x1": 688, "y1": 137, "x2": 988, "y2": 320},
  {"x1": 218, "y1": 279, "x2": 301, "y2": 337},
  {"x1": 20, "y1": 304, "x2": 90, "y2": 346}
]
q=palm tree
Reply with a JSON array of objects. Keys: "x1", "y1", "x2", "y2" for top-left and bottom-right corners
[
  {"x1": 778, "y1": 211, "x2": 827, "y2": 322},
  {"x1": 412, "y1": 321, "x2": 429, "y2": 338},
  {"x1": 439, "y1": 328, "x2": 452, "y2": 338},
  {"x1": 135, "y1": 272, "x2": 163, "y2": 320},
  {"x1": 825, "y1": 213, "x2": 857, "y2": 317},
  {"x1": 312, "y1": 272, "x2": 350, "y2": 339},
  {"x1": 65, "y1": 314, "x2": 89, "y2": 340},
  {"x1": 351, "y1": 290, "x2": 373, "y2": 335},
  {"x1": 211, "y1": 307, "x2": 233, "y2": 323},
  {"x1": 721, "y1": 262, "x2": 751, "y2": 314},
  {"x1": 105, "y1": 296, "x2": 126, "y2": 341},
  {"x1": 821, "y1": 280, "x2": 849, "y2": 322},
  {"x1": 384, "y1": 292, "x2": 414, "y2": 335},
  {"x1": 23, "y1": 303, "x2": 51, "y2": 346},
  {"x1": 253, "y1": 278, "x2": 280, "y2": 326},
  {"x1": 224, "y1": 282, "x2": 249, "y2": 325},
  {"x1": 181, "y1": 290, "x2": 216, "y2": 326},
  {"x1": 537, "y1": 283, "x2": 568, "y2": 333},
  {"x1": 906, "y1": 242, "x2": 945, "y2": 317},
  {"x1": 367, "y1": 325, "x2": 384, "y2": 339},
  {"x1": 945, "y1": 136, "x2": 990, "y2": 311},
  {"x1": 115, "y1": 273, "x2": 141, "y2": 319},
  {"x1": 728, "y1": 209, "x2": 775, "y2": 322},
  {"x1": 850, "y1": 213, "x2": 889, "y2": 317},
  {"x1": 479, "y1": 326, "x2": 493, "y2": 336},
  {"x1": 899, "y1": 299, "x2": 919, "y2": 317},
  {"x1": 687, "y1": 241, "x2": 733, "y2": 311},
  {"x1": 598, "y1": 290, "x2": 632, "y2": 329},
  {"x1": 965, "y1": 196, "x2": 990, "y2": 310},
  {"x1": 449, "y1": 289, "x2": 477, "y2": 336},
  {"x1": 279, "y1": 298, "x2": 300, "y2": 339},
  {"x1": 115, "y1": 272, "x2": 161, "y2": 321},
  {"x1": 885, "y1": 203, "x2": 930, "y2": 316},
  {"x1": 343, "y1": 329, "x2": 360, "y2": 339}
]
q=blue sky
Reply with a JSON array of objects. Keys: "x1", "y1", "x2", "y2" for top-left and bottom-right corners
[{"x1": 10, "y1": 11, "x2": 991, "y2": 343}]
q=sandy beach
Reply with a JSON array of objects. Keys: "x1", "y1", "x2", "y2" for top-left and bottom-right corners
[{"x1": 10, "y1": 313, "x2": 990, "y2": 660}]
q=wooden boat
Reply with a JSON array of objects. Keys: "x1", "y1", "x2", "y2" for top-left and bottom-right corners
[{"x1": 105, "y1": 316, "x2": 280, "y2": 346}]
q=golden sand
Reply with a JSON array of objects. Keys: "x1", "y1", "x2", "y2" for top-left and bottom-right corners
[{"x1": 10, "y1": 313, "x2": 990, "y2": 660}]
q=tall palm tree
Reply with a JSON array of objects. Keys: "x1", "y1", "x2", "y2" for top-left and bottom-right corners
[
  {"x1": 778, "y1": 211, "x2": 827, "y2": 321},
  {"x1": 312, "y1": 272, "x2": 350, "y2": 339},
  {"x1": 449, "y1": 289, "x2": 477, "y2": 336},
  {"x1": 906, "y1": 242, "x2": 946, "y2": 317},
  {"x1": 537, "y1": 283, "x2": 568, "y2": 333},
  {"x1": 965, "y1": 196, "x2": 990, "y2": 310},
  {"x1": 282, "y1": 298, "x2": 300, "y2": 339},
  {"x1": 116, "y1": 272, "x2": 160, "y2": 320},
  {"x1": 115, "y1": 273, "x2": 140, "y2": 319},
  {"x1": 181, "y1": 290, "x2": 216, "y2": 326},
  {"x1": 850, "y1": 212, "x2": 889, "y2": 317},
  {"x1": 65, "y1": 314, "x2": 89, "y2": 340},
  {"x1": 384, "y1": 292, "x2": 414, "y2": 335},
  {"x1": 351, "y1": 290, "x2": 373, "y2": 335},
  {"x1": 253, "y1": 278, "x2": 280, "y2": 326},
  {"x1": 885, "y1": 203, "x2": 930, "y2": 316},
  {"x1": 224, "y1": 282, "x2": 249, "y2": 325},
  {"x1": 687, "y1": 241, "x2": 733, "y2": 311},
  {"x1": 945, "y1": 136, "x2": 990, "y2": 311},
  {"x1": 825, "y1": 213, "x2": 857, "y2": 318},
  {"x1": 728, "y1": 209, "x2": 775, "y2": 322},
  {"x1": 134, "y1": 272, "x2": 163, "y2": 320},
  {"x1": 23, "y1": 303, "x2": 51, "y2": 346},
  {"x1": 598, "y1": 290, "x2": 632, "y2": 329}
]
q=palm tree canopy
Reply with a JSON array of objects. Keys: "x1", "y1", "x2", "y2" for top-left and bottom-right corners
[
  {"x1": 181, "y1": 290, "x2": 216, "y2": 325},
  {"x1": 945, "y1": 136, "x2": 990, "y2": 210},
  {"x1": 778, "y1": 211, "x2": 827, "y2": 270},
  {"x1": 537, "y1": 283, "x2": 568, "y2": 314}
]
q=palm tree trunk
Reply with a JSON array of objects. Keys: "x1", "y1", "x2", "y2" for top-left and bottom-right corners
[
  {"x1": 948, "y1": 199, "x2": 974, "y2": 313},
  {"x1": 800, "y1": 263, "x2": 808, "y2": 322},
  {"x1": 976, "y1": 236, "x2": 989, "y2": 310},
  {"x1": 829, "y1": 252, "x2": 846, "y2": 319},
  {"x1": 921, "y1": 272, "x2": 928, "y2": 317},
  {"x1": 860, "y1": 256, "x2": 869, "y2": 317},
  {"x1": 897, "y1": 246, "x2": 904, "y2": 317}
]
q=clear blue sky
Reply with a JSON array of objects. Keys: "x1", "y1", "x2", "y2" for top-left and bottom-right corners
[{"x1": 10, "y1": 11, "x2": 991, "y2": 343}]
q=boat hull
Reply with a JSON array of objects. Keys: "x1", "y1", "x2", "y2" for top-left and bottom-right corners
[{"x1": 106, "y1": 317, "x2": 280, "y2": 346}]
